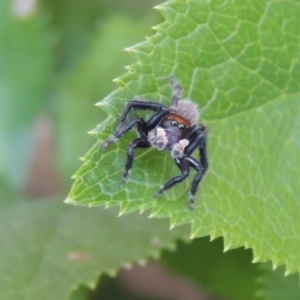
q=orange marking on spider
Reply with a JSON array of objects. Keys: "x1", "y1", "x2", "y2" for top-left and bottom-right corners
[{"x1": 167, "y1": 113, "x2": 191, "y2": 127}]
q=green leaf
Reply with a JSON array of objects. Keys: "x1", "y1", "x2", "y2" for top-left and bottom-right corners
[
  {"x1": 0, "y1": 197, "x2": 188, "y2": 300},
  {"x1": 67, "y1": 0, "x2": 300, "y2": 275},
  {"x1": 0, "y1": 0, "x2": 52, "y2": 186},
  {"x1": 162, "y1": 237, "x2": 258, "y2": 300},
  {"x1": 257, "y1": 263, "x2": 300, "y2": 300}
]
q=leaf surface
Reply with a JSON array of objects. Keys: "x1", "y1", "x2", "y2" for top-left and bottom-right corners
[{"x1": 67, "y1": 0, "x2": 300, "y2": 274}]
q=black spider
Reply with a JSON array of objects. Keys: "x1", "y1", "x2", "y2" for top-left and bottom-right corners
[{"x1": 101, "y1": 79, "x2": 208, "y2": 209}]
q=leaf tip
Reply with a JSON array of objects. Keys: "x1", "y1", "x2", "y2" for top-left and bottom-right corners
[
  {"x1": 252, "y1": 255, "x2": 261, "y2": 264},
  {"x1": 87, "y1": 129, "x2": 98, "y2": 138},
  {"x1": 271, "y1": 258, "x2": 279, "y2": 271},
  {"x1": 153, "y1": 4, "x2": 165, "y2": 12},
  {"x1": 124, "y1": 45, "x2": 144, "y2": 60},
  {"x1": 148, "y1": 212, "x2": 157, "y2": 218},
  {"x1": 190, "y1": 232, "x2": 197, "y2": 239},
  {"x1": 95, "y1": 101, "x2": 104, "y2": 107},
  {"x1": 124, "y1": 46, "x2": 137, "y2": 54},
  {"x1": 112, "y1": 77, "x2": 126, "y2": 87},
  {"x1": 281, "y1": 261, "x2": 296, "y2": 276},
  {"x1": 64, "y1": 197, "x2": 77, "y2": 205},
  {"x1": 209, "y1": 229, "x2": 221, "y2": 241},
  {"x1": 139, "y1": 206, "x2": 146, "y2": 214},
  {"x1": 124, "y1": 65, "x2": 134, "y2": 73},
  {"x1": 223, "y1": 244, "x2": 231, "y2": 253},
  {"x1": 118, "y1": 209, "x2": 125, "y2": 217},
  {"x1": 151, "y1": 25, "x2": 162, "y2": 32}
]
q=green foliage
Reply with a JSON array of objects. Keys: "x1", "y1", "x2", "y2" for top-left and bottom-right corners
[
  {"x1": 0, "y1": 0, "x2": 52, "y2": 186},
  {"x1": 1, "y1": 0, "x2": 300, "y2": 299},
  {"x1": 257, "y1": 263, "x2": 300, "y2": 300},
  {"x1": 162, "y1": 237, "x2": 258, "y2": 300},
  {"x1": 67, "y1": 0, "x2": 300, "y2": 277},
  {"x1": 0, "y1": 196, "x2": 187, "y2": 300}
]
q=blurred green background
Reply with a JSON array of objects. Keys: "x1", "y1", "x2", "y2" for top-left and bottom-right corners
[{"x1": 1, "y1": 0, "x2": 299, "y2": 299}]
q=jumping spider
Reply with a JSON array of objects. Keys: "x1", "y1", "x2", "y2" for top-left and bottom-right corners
[{"x1": 101, "y1": 79, "x2": 208, "y2": 209}]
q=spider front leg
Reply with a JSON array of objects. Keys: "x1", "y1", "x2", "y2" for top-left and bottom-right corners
[
  {"x1": 122, "y1": 137, "x2": 150, "y2": 181},
  {"x1": 154, "y1": 158, "x2": 189, "y2": 198},
  {"x1": 119, "y1": 100, "x2": 167, "y2": 123},
  {"x1": 101, "y1": 100, "x2": 167, "y2": 149},
  {"x1": 101, "y1": 118, "x2": 148, "y2": 149}
]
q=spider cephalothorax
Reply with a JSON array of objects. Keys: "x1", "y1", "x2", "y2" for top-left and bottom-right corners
[{"x1": 101, "y1": 79, "x2": 208, "y2": 209}]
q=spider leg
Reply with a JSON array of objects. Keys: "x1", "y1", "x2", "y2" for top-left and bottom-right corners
[
  {"x1": 183, "y1": 126, "x2": 209, "y2": 209},
  {"x1": 185, "y1": 124, "x2": 208, "y2": 156},
  {"x1": 170, "y1": 77, "x2": 182, "y2": 106},
  {"x1": 123, "y1": 137, "x2": 151, "y2": 181},
  {"x1": 146, "y1": 109, "x2": 169, "y2": 130},
  {"x1": 120, "y1": 100, "x2": 167, "y2": 122},
  {"x1": 101, "y1": 118, "x2": 148, "y2": 149},
  {"x1": 101, "y1": 101, "x2": 168, "y2": 149},
  {"x1": 186, "y1": 128, "x2": 208, "y2": 171},
  {"x1": 117, "y1": 118, "x2": 149, "y2": 139},
  {"x1": 154, "y1": 158, "x2": 189, "y2": 198},
  {"x1": 185, "y1": 156, "x2": 207, "y2": 209}
]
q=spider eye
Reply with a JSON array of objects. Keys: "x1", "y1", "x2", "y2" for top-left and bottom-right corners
[
  {"x1": 178, "y1": 124, "x2": 185, "y2": 129},
  {"x1": 170, "y1": 120, "x2": 177, "y2": 126}
]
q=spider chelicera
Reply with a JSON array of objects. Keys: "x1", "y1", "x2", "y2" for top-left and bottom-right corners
[{"x1": 101, "y1": 79, "x2": 208, "y2": 209}]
